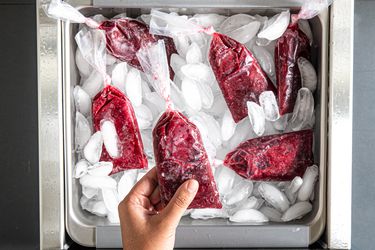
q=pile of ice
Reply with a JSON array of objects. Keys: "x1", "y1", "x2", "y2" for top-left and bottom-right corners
[{"x1": 73, "y1": 11, "x2": 318, "y2": 223}]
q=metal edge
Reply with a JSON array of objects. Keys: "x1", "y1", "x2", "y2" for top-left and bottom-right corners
[
  {"x1": 327, "y1": 0, "x2": 353, "y2": 249},
  {"x1": 308, "y1": 9, "x2": 329, "y2": 245},
  {"x1": 63, "y1": 19, "x2": 97, "y2": 248},
  {"x1": 38, "y1": 0, "x2": 66, "y2": 249}
]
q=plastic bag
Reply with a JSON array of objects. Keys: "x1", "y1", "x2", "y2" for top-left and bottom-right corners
[
  {"x1": 45, "y1": 0, "x2": 177, "y2": 77},
  {"x1": 224, "y1": 130, "x2": 313, "y2": 181},
  {"x1": 137, "y1": 40, "x2": 221, "y2": 209},
  {"x1": 150, "y1": 10, "x2": 275, "y2": 123},
  {"x1": 76, "y1": 24, "x2": 147, "y2": 174},
  {"x1": 276, "y1": 0, "x2": 332, "y2": 115}
]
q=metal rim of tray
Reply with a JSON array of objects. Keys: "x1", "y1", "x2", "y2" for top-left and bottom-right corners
[{"x1": 38, "y1": 0, "x2": 353, "y2": 249}]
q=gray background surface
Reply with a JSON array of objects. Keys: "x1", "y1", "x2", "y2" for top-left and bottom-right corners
[{"x1": 352, "y1": 0, "x2": 375, "y2": 249}]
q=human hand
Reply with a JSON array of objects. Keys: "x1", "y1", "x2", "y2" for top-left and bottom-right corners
[{"x1": 118, "y1": 167, "x2": 199, "y2": 250}]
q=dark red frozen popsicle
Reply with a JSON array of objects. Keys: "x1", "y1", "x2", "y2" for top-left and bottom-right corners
[
  {"x1": 153, "y1": 110, "x2": 222, "y2": 209},
  {"x1": 209, "y1": 33, "x2": 276, "y2": 123},
  {"x1": 275, "y1": 23, "x2": 310, "y2": 115},
  {"x1": 224, "y1": 130, "x2": 313, "y2": 181},
  {"x1": 92, "y1": 85, "x2": 147, "y2": 174},
  {"x1": 99, "y1": 18, "x2": 177, "y2": 78}
]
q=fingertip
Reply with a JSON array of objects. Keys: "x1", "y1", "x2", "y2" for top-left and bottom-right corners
[{"x1": 186, "y1": 179, "x2": 199, "y2": 193}]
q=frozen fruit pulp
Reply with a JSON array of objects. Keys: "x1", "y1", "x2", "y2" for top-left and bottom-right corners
[
  {"x1": 99, "y1": 18, "x2": 177, "y2": 78},
  {"x1": 224, "y1": 130, "x2": 313, "y2": 181},
  {"x1": 209, "y1": 32, "x2": 276, "y2": 123},
  {"x1": 92, "y1": 85, "x2": 147, "y2": 174},
  {"x1": 275, "y1": 23, "x2": 310, "y2": 115},
  {"x1": 153, "y1": 110, "x2": 222, "y2": 209}
]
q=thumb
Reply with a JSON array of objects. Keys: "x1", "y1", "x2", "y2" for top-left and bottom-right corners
[{"x1": 160, "y1": 179, "x2": 199, "y2": 227}]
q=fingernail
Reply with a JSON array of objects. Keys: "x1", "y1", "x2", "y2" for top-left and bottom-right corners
[{"x1": 187, "y1": 179, "x2": 199, "y2": 193}]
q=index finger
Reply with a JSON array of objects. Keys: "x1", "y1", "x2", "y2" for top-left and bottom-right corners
[{"x1": 129, "y1": 167, "x2": 158, "y2": 198}]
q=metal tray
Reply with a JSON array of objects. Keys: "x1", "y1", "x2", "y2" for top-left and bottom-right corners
[{"x1": 62, "y1": 5, "x2": 328, "y2": 248}]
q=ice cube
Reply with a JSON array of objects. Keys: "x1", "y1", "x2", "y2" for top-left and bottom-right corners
[
  {"x1": 111, "y1": 62, "x2": 128, "y2": 93},
  {"x1": 221, "y1": 109, "x2": 236, "y2": 141},
  {"x1": 73, "y1": 86, "x2": 92, "y2": 117},
  {"x1": 199, "y1": 112, "x2": 222, "y2": 147},
  {"x1": 227, "y1": 119, "x2": 254, "y2": 151},
  {"x1": 134, "y1": 104, "x2": 153, "y2": 130},
  {"x1": 136, "y1": 170, "x2": 147, "y2": 182},
  {"x1": 297, "y1": 165, "x2": 319, "y2": 202},
  {"x1": 214, "y1": 166, "x2": 237, "y2": 196},
  {"x1": 91, "y1": 201, "x2": 108, "y2": 217},
  {"x1": 258, "y1": 10, "x2": 290, "y2": 41},
  {"x1": 190, "y1": 114, "x2": 209, "y2": 138},
  {"x1": 112, "y1": 13, "x2": 127, "y2": 19},
  {"x1": 141, "y1": 80, "x2": 151, "y2": 98},
  {"x1": 141, "y1": 130, "x2": 153, "y2": 159},
  {"x1": 83, "y1": 131, "x2": 103, "y2": 164},
  {"x1": 189, "y1": 13, "x2": 227, "y2": 30},
  {"x1": 75, "y1": 48, "x2": 92, "y2": 77},
  {"x1": 100, "y1": 120, "x2": 119, "y2": 158},
  {"x1": 252, "y1": 46, "x2": 276, "y2": 84},
  {"x1": 233, "y1": 196, "x2": 264, "y2": 213},
  {"x1": 125, "y1": 68, "x2": 142, "y2": 107},
  {"x1": 170, "y1": 81, "x2": 186, "y2": 112},
  {"x1": 247, "y1": 101, "x2": 265, "y2": 137},
  {"x1": 281, "y1": 201, "x2": 312, "y2": 222},
  {"x1": 229, "y1": 209, "x2": 269, "y2": 223},
  {"x1": 81, "y1": 70, "x2": 104, "y2": 98},
  {"x1": 82, "y1": 186, "x2": 98, "y2": 199},
  {"x1": 223, "y1": 179, "x2": 253, "y2": 206},
  {"x1": 170, "y1": 53, "x2": 186, "y2": 80},
  {"x1": 118, "y1": 169, "x2": 138, "y2": 201},
  {"x1": 144, "y1": 92, "x2": 166, "y2": 117},
  {"x1": 75, "y1": 112, "x2": 92, "y2": 151},
  {"x1": 226, "y1": 21, "x2": 260, "y2": 44},
  {"x1": 298, "y1": 57, "x2": 317, "y2": 93},
  {"x1": 88, "y1": 161, "x2": 113, "y2": 177},
  {"x1": 259, "y1": 206, "x2": 283, "y2": 222},
  {"x1": 285, "y1": 176, "x2": 303, "y2": 204},
  {"x1": 107, "y1": 212, "x2": 120, "y2": 223},
  {"x1": 252, "y1": 182, "x2": 261, "y2": 198},
  {"x1": 173, "y1": 35, "x2": 190, "y2": 58},
  {"x1": 298, "y1": 19, "x2": 313, "y2": 45},
  {"x1": 80, "y1": 175, "x2": 117, "y2": 190},
  {"x1": 196, "y1": 81, "x2": 214, "y2": 109},
  {"x1": 187, "y1": 32, "x2": 207, "y2": 49},
  {"x1": 258, "y1": 183, "x2": 290, "y2": 212},
  {"x1": 263, "y1": 120, "x2": 280, "y2": 136},
  {"x1": 74, "y1": 159, "x2": 89, "y2": 178},
  {"x1": 186, "y1": 42, "x2": 203, "y2": 64},
  {"x1": 259, "y1": 91, "x2": 280, "y2": 121},
  {"x1": 190, "y1": 208, "x2": 229, "y2": 220},
  {"x1": 140, "y1": 14, "x2": 151, "y2": 25},
  {"x1": 181, "y1": 77, "x2": 202, "y2": 111},
  {"x1": 272, "y1": 113, "x2": 290, "y2": 131},
  {"x1": 106, "y1": 53, "x2": 117, "y2": 66},
  {"x1": 181, "y1": 63, "x2": 215, "y2": 86},
  {"x1": 287, "y1": 88, "x2": 315, "y2": 132},
  {"x1": 219, "y1": 14, "x2": 255, "y2": 35},
  {"x1": 101, "y1": 188, "x2": 119, "y2": 214},
  {"x1": 206, "y1": 93, "x2": 226, "y2": 118}
]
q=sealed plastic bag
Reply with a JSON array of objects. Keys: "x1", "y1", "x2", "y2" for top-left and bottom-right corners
[
  {"x1": 45, "y1": 0, "x2": 177, "y2": 78},
  {"x1": 275, "y1": 0, "x2": 332, "y2": 115},
  {"x1": 150, "y1": 10, "x2": 276, "y2": 123},
  {"x1": 76, "y1": 27, "x2": 147, "y2": 174},
  {"x1": 224, "y1": 130, "x2": 313, "y2": 181},
  {"x1": 137, "y1": 40, "x2": 221, "y2": 209}
]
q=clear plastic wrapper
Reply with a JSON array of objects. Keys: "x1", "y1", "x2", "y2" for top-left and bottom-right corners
[
  {"x1": 137, "y1": 40, "x2": 221, "y2": 209},
  {"x1": 150, "y1": 10, "x2": 275, "y2": 123},
  {"x1": 224, "y1": 130, "x2": 313, "y2": 181}
]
